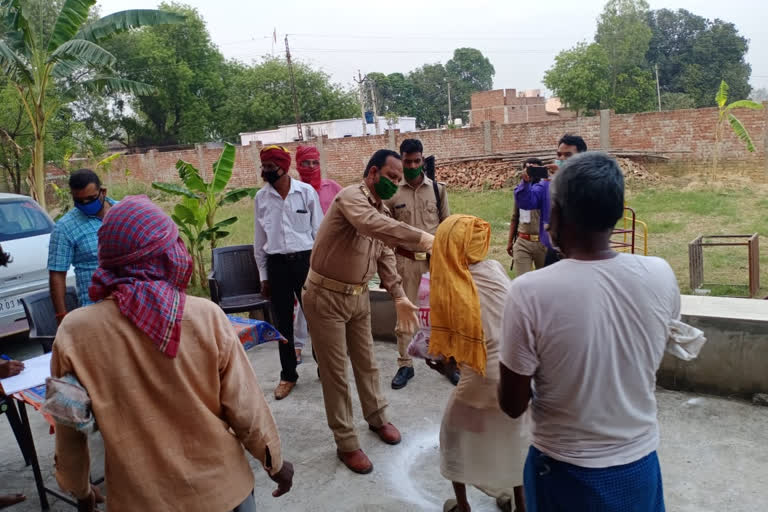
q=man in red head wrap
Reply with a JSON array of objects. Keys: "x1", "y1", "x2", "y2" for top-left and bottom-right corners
[
  {"x1": 255, "y1": 145, "x2": 323, "y2": 399},
  {"x1": 296, "y1": 145, "x2": 342, "y2": 214}
]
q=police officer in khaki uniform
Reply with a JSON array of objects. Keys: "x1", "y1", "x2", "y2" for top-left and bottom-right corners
[
  {"x1": 507, "y1": 158, "x2": 547, "y2": 276},
  {"x1": 384, "y1": 139, "x2": 450, "y2": 390},
  {"x1": 302, "y1": 149, "x2": 434, "y2": 475}
]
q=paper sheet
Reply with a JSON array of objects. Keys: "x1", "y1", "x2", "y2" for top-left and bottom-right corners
[
  {"x1": 520, "y1": 209, "x2": 532, "y2": 223},
  {"x1": 0, "y1": 352, "x2": 52, "y2": 395}
]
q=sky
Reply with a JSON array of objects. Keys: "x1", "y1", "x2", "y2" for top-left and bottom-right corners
[{"x1": 96, "y1": 0, "x2": 768, "y2": 94}]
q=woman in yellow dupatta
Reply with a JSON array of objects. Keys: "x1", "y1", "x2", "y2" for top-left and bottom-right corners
[{"x1": 429, "y1": 215, "x2": 530, "y2": 512}]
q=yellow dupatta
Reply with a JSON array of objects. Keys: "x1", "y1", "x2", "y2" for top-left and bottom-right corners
[{"x1": 428, "y1": 214, "x2": 491, "y2": 375}]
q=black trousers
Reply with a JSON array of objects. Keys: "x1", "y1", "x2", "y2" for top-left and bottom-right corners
[
  {"x1": 267, "y1": 251, "x2": 311, "y2": 383},
  {"x1": 544, "y1": 247, "x2": 562, "y2": 267}
]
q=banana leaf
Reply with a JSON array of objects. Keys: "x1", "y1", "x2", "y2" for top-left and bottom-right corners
[
  {"x1": 715, "y1": 80, "x2": 729, "y2": 109},
  {"x1": 48, "y1": 0, "x2": 97, "y2": 52},
  {"x1": 75, "y1": 9, "x2": 185, "y2": 43},
  {"x1": 210, "y1": 143, "x2": 236, "y2": 195},
  {"x1": 727, "y1": 114, "x2": 756, "y2": 152},
  {"x1": 176, "y1": 160, "x2": 207, "y2": 194},
  {"x1": 218, "y1": 187, "x2": 257, "y2": 206},
  {"x1": 152, "y1": 182, "x2": 197, "y2": 198},
  {"x1": 48, "y1": 39, "x2": 116, "y2": 69},
  {"x1": 725, "y1": 100, "x2": 765, "y2": 112}
]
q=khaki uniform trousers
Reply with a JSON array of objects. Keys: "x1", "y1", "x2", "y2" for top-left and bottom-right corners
[
  {"x1": 394, "y1": 255, "x2": 430, "y2": 368},
  {"x1": 302, "y1": 281, "x2": 388, "y2": 452},
  {"x1": 513, "y1": 237, "x2": 547, "y2": 276}
]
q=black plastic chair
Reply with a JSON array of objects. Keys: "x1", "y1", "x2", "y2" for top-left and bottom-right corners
[
  {"x1": 20, "y1": 287, "x2": 80, "y2": 354},
  {"x1": 208, "y1": 245, "x2": 272, "y2": 322}
]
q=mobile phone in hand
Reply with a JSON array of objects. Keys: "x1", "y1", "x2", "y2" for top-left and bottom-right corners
[{"x1": 527, "y1": 166, "x2": 549, "y2": 181}]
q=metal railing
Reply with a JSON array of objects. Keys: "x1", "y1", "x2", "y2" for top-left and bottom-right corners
[{"x1": 611, "y1": 206, "x2": 648, "y2": 255}]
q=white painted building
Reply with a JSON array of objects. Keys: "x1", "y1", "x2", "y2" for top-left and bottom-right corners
[{"x1": 240, "y1": 116, "x2": 417, "y2": 146}]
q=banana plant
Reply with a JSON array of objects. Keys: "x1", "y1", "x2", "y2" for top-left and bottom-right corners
[
  {"x1": 0, "y1": 0, "x2": 184, "y2": 209},
  {"x1": 713, "y1": 80, "x2": 764, "y2": 178},
  {"x1": 152, "y1": 143, "x2": 257, "y2": 287}
]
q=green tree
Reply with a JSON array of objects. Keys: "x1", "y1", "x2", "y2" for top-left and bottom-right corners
[
  {"x1": 682, "y1": 21, "x2": 751, "y2": 107},
  {"x1": 445, "y1": 47, "x2": 495, "y2": 123},
  {"x1": 660, "y1": 92, "x2": 696, "y2": 111},
  {"x1": 646, "y1": 9, "x2": 751, "y2": 108},
  {"x1": 0, "y1": 0, "x2": 183, "y2": 208},
  {"x1": 409, "y1": 63, "x2": 449, "y2": 129},
  {"x1": 103, "y1": 2, "x2": 224, "y2": 146},
  {"x1": 216, "y1": 57, "x2": 358, "y2": 141},
  {"x1": 367, "y1": 72, "x2": 417, "y2": 119},
  {"x1": 543, "y1": 43, "x2": 611, "y2": 115},
  {"x1": 595, "y1": 0, "x2": 653, "y2": 102}
]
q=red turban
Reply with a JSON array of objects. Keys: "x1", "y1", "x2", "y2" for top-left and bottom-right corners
[
  {"x1": 296, "y1": 145, "x2": 321, "y2": 190},
  {"x1": 260, "y1": 145, "x2": 291, "y2": 172}
]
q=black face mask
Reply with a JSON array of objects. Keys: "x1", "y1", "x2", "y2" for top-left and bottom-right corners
[{"x1": 262, "y1": 170, "x2": 282, "y2": 185}]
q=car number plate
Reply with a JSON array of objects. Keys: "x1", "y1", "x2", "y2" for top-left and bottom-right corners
[{"x1": 0, "y1": 296, "x2": 23, "y2": 314}]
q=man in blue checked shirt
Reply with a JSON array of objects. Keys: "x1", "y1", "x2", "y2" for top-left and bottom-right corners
[{"x1": 48, "y1": 169, "x2": 116, "y2": 322}]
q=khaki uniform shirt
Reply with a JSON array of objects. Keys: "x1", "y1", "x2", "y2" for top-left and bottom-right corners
[
  {"x1": 310, "y1": 183, "x2": 425, "y2": 299},
  {"x1": 385, "y1": 175, "x2": 449, "y2": 235},
  {"x1": 52, "y1": 297, "x2": 282, "y2": 512},
  {"x1": 512, "y1": 205, "x2": 542, "y2": 236}
]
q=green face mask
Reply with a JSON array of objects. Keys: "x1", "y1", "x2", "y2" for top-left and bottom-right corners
[
  {"x1": 374, "y1": 175, "x2": 398, "y2": 200},
  {"x1": 403, "y1": 165, "x2": 423, "y2": 180}
]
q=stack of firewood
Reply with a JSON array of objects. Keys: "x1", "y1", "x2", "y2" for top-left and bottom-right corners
[{"x1": 434, "y1": 152, "x2": 661, "y2": 189}]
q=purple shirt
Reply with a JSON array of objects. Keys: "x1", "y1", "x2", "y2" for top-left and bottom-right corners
[
  {"x1": 317, "y1": 179, "x2": 342, "y2": 214},
  {"x1": 514, "y1": 180, "x2": 552, "y2": 249}
]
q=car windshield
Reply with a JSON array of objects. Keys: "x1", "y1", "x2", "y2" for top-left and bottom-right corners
[{"x1": 0, "y1": 199, "x2": 54, "y2": 242}]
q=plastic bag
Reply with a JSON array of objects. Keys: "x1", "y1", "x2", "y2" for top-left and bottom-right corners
[{"x1": 407, "y1": 272, "x2": 442, "y2": 360}]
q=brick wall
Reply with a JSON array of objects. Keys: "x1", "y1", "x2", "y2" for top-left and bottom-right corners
[{"x1": 98, "y1": 106, "x2": 767, "y2": 189}]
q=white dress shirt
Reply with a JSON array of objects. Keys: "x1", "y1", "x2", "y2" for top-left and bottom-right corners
[{"x1": 253, "y1": 177, "x2": 323, "y2": 280}]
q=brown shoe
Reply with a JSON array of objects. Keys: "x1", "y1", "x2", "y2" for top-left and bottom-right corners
[
  {"x1": 337, "y1": 449, "x2": 373, "y2": 474},
  {"x1": 369, "y1": 422, "x2": 401, "y2": 445},
  {"x1": 274, "y1": 381, "x2": 295, "y2": 400}
]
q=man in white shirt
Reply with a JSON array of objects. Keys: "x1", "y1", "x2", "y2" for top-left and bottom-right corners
[
  {"x1": 499, "y1": 152, "x2": 679, "y2": 511},
  {"x1": 255, "y1": 145, "x2": 323, "y2": 400}
]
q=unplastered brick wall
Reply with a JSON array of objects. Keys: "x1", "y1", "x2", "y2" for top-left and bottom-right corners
[{"x1": 97, "y1": 106, "x2": 767, "y2": 189}]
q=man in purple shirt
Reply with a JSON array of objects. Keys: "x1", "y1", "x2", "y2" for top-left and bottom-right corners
[{"x1": 514, "y1": 134, "x2": 587, "y2": 266}]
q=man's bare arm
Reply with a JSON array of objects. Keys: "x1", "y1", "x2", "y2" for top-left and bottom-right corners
[
  {"x1": 49, "y1": 271, "x2": 69, "y2": 322},
  {"x1": 498, "y1": 362, "x2": 533, "y2": 419}
]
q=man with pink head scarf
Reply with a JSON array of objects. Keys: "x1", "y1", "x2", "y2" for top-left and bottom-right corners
[
  {"x1": 296, "y1": 145, "x2": 342, "y2": 214},
  {"x1": 52, "y1": 196, "x2": 293, "y2": 512}
]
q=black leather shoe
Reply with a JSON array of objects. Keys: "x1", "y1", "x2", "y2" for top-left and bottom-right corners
[
  {"x1": 391, "y1": 366, "x2": 415, "y2": 389},
  {"x1": 448, "y1": 370, "x2": 460, "y2": 386}
]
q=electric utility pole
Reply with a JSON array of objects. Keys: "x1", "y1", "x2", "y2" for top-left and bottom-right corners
[
  {"x1": 354, "y1": 70, "x2": 368, "y2": 136},
  {"x1": 285, "y1": 35, "x2": 303, "y2": 141},
  {"x1": 447, "y1": 81, "x2": 452, "y2": 124},
  {"x1": 369, "y1": 78, "x2": 380, "y2": 135},
  {"x1": 655, "y1": 64, "x2": 662, "y2": 112}
]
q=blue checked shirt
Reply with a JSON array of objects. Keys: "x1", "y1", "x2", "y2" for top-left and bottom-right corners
[{"x1": 47, "y1": 199, "x2": 116, "y2": 306}]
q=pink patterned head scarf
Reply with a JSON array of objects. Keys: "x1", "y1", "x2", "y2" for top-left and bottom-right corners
[{"x1": 89, "y1": 195, "x2": 192, "y2": 358}]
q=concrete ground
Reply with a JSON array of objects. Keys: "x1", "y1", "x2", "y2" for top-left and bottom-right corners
[{"x1": 1, "y1": 336, "x2": 767, "y2": 511}]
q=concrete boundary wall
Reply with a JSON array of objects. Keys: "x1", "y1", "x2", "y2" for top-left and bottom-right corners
[
  {"x1": 371, "y1": 291, "x2": 768, "y2": 398},
  {"x1": 95, "y1": 105, "x2": 768, "y2": 189}
]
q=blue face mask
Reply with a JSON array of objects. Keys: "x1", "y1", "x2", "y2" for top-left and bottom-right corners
[
  {"x1": 75, "y1": 194, "x2": 104, "y2": 217},
  {"x1": 555, "y1": 159, "x2": 565, "y2": 169}
]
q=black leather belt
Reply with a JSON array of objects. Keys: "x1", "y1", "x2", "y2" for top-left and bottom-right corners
[{"x1": 267, "y1": 250, "x2": 311, "y2": 262}]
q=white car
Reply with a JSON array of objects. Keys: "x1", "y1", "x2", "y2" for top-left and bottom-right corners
[{"x1": 0, "y1": 193, "x2": 75, "y2": 338}]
